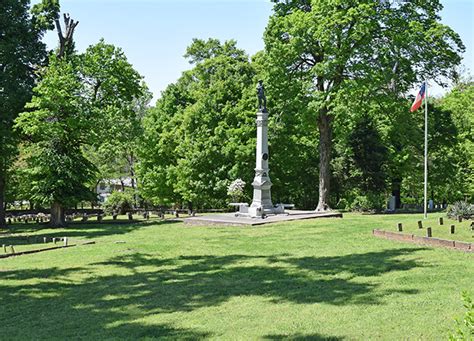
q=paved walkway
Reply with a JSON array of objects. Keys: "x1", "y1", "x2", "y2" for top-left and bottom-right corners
[{"x1": 184, "y1": 210, "x2": 343, "y2": 226}]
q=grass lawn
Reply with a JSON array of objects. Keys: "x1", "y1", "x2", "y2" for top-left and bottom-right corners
[{"x1": 0, "y1": 212, "x2": 472, "y2": 340}]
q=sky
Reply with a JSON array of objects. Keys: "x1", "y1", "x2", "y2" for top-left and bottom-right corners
[{"x1": 32, "y1": 0, "x2": 473, "y2": 103}]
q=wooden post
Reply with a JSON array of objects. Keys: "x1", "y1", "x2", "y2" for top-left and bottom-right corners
[
  {"x1": 397, "y1": 223, "x2": 403, "y2": 232},
  {"x1": 427, "y1": 227, "x2": 432, "y2": 237},
  {"x1": 450, "y1": 225, "x2": 455, "y2": 234},
  {"x1": 438, "y1": 217, "x2": 443, "y2": 225},
  {"x1": 417, "y1": 220, "x2": 423, "y2": 229}
]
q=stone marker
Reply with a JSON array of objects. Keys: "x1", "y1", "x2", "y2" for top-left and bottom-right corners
[
  {"x1": 43, "y1": 237, "x2": 47, "y2": 243},
  {"x1": 427, "y1": 227, "x2": 432, "y2": 237},
  {"x1": 439, "y1": 217, "x2": 444, "y2": 225},
  {"x1": 450, "y1": 225, "x2": 455, "y2": 234},
  {"x1": 397, "y1": 223, "x2": 403, "y2": 232},
  {"x1": 63, "y1": 237, "x2": 68, "y2": 247},
  {"x1": 458, "y1": 216, "x2": 463, "y2": 222},
  {"x1": 417, "y1": 220, "x2": 423, "y2": 229}
]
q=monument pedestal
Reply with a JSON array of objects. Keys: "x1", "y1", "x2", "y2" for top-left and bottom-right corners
[{"x1": 246, "y1": 109, "x2": 283, "y2": 218}]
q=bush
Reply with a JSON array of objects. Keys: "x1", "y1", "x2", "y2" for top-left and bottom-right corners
[
  {"x1": 103, "y1": 191, "x2": 134, "y2": 215},
  {"x1": 449, "y1": 291, "x2": 474, "y2": 340},
  {"x1": 349, "y1": 193, "x2": 386, "y2": 212},
  {"x1": 447, "y1": 201, "x2": 474, "y2": 220}
]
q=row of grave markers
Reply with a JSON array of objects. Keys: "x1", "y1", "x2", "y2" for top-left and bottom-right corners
[{"x1": 397, "y1": 218, "x2": 474, "y2": 237}]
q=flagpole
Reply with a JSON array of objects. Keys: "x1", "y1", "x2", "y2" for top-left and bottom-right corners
[{"x1": 423, "y1": 81, "x2": 428, "y2": 219}]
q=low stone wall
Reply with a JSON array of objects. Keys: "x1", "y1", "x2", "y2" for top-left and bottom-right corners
[{"x1": 373, "y1": 229, "x2": 472, "y2": 252}]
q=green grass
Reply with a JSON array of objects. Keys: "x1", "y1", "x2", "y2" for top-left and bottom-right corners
[{"x1": 0, "y1": 212, "x2": 472, "y2": 340}]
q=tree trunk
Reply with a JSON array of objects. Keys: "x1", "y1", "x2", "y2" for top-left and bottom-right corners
[
  {"x1": 50, "y1": 201, "x2": 66, "y2": 227},
  {"x1": 0, "y1": 176, "x2": 6, "y2": 228},
  {"x1": 316, "y1": 110, "x2": 332, "y2": 211},
  {"x1": 391, "y1": 178, "x2": 402, "y2": 209}
]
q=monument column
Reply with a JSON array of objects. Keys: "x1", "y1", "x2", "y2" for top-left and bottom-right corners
[
  {"x1": 250, "y1": 109, "x2": 274, "y2": 211},
  {"x1": 249, "y1": 80, "x2": 275, "y2": 217}
]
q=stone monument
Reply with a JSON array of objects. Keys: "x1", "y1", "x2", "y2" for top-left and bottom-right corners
[{"x1": 247, "y1": 81, "x2": 283, "y2": 218}]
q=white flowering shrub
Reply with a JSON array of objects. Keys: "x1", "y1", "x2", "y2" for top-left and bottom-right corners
[{"x1": 227, "y1": 178, "x2": 246, "y2": 202}]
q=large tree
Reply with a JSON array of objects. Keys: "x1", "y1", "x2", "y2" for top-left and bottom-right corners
[
  {"x1": 16, "y1": 40, "x2": 145, "y2": 226},
  {"x1": 0, "y1": 0, "x2": 59, "y2": 226},
  {"x1": 139, "y1": 39, "x2": 256, "y2": 209},
  {"x1": 264, "y1": 0, "x2": 464, "y2": 211}
]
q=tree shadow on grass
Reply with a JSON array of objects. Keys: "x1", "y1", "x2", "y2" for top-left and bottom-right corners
[{"x1": 0, "y1": 247, "x2": 427, "y2": 339}]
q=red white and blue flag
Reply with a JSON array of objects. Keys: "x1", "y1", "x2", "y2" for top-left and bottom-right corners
[{"x1": 410, "y1": 82, "x2": 426, "y2": 112}]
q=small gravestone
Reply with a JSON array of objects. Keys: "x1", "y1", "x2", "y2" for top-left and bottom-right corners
[
  {"x1": 450, "y1": 225, "x2": 455, "y2": 234},
  {"x1": 439, "y1": 217, "x2": 444, "y2": 225},
  {"x1": 417, "y1": 220, "x2": 423, "y2": 229},
  {"x1": 397, "y1": 223, "x2": 403, "y2": 232},
  {"x1": 388, "y1": 196, "x2": 396, "y2": 211},
  {"x1": 427, "y1": 227, "x2": 432, "y2": 237},
  {"x1": 63, "y1": 237, "x2": 68, "y2": 247},
  {"x1": 458, "y1": 216, "x2": 463, "y2": 222},
  {"x1": 43, "y1": 237, "x2": 47, "y2": 243}
]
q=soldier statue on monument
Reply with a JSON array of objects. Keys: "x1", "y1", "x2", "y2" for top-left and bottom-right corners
[{"x1": 256, "y1": 80, "x2": 267, "y2": 112}]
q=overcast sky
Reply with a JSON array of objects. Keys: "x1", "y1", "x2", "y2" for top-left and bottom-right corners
[{"x1": 32, "y1": 0, "x2": 474, "y2": 103}]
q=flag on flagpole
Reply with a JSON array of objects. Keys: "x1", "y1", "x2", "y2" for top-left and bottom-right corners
[{"x1": 410, "y1": 82, "x2": 426, "y2": 112}]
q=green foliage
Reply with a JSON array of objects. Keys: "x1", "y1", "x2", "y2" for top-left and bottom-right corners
[
  {"x1": 348, "y1": 192, "x2": 386, "y2": 212},
  {"x1": 446, "y1": 201, "x2": 474, "y2": 220},
  {"x1": 440, "y1": 79, "x2": 474, "y2": 200},
  {"x1": 139, "y1": 39, "x2": 255, "y2": 208},
  {"x1": 15, "y1": 40, "x2": 146, "y2": 213},
  {"x1": 15, "y1": 56, "x2": 97, "y2": 207},
  {"x1": 103, "y1": 190, "x2": 134, "y2": 215},
  {"x1": 30, "y1": 0, "x2": 60, "y2": 31},
  {"x1": 348, "y1": 113, "x2": 388, "y2": 194},
  {"x1": 264, "y1": 0, "x2": 464, "y2": 209},
  {"x1": 450, "y1": 292, "x2": 474, "y2": 341},
  {"x1": 0, "y1": 0, "x2": 58, "y2": 225}
]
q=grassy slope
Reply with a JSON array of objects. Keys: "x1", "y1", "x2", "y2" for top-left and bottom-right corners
[{"x1": 0, "y1": 212, "x2": 472, "y2": 340}]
